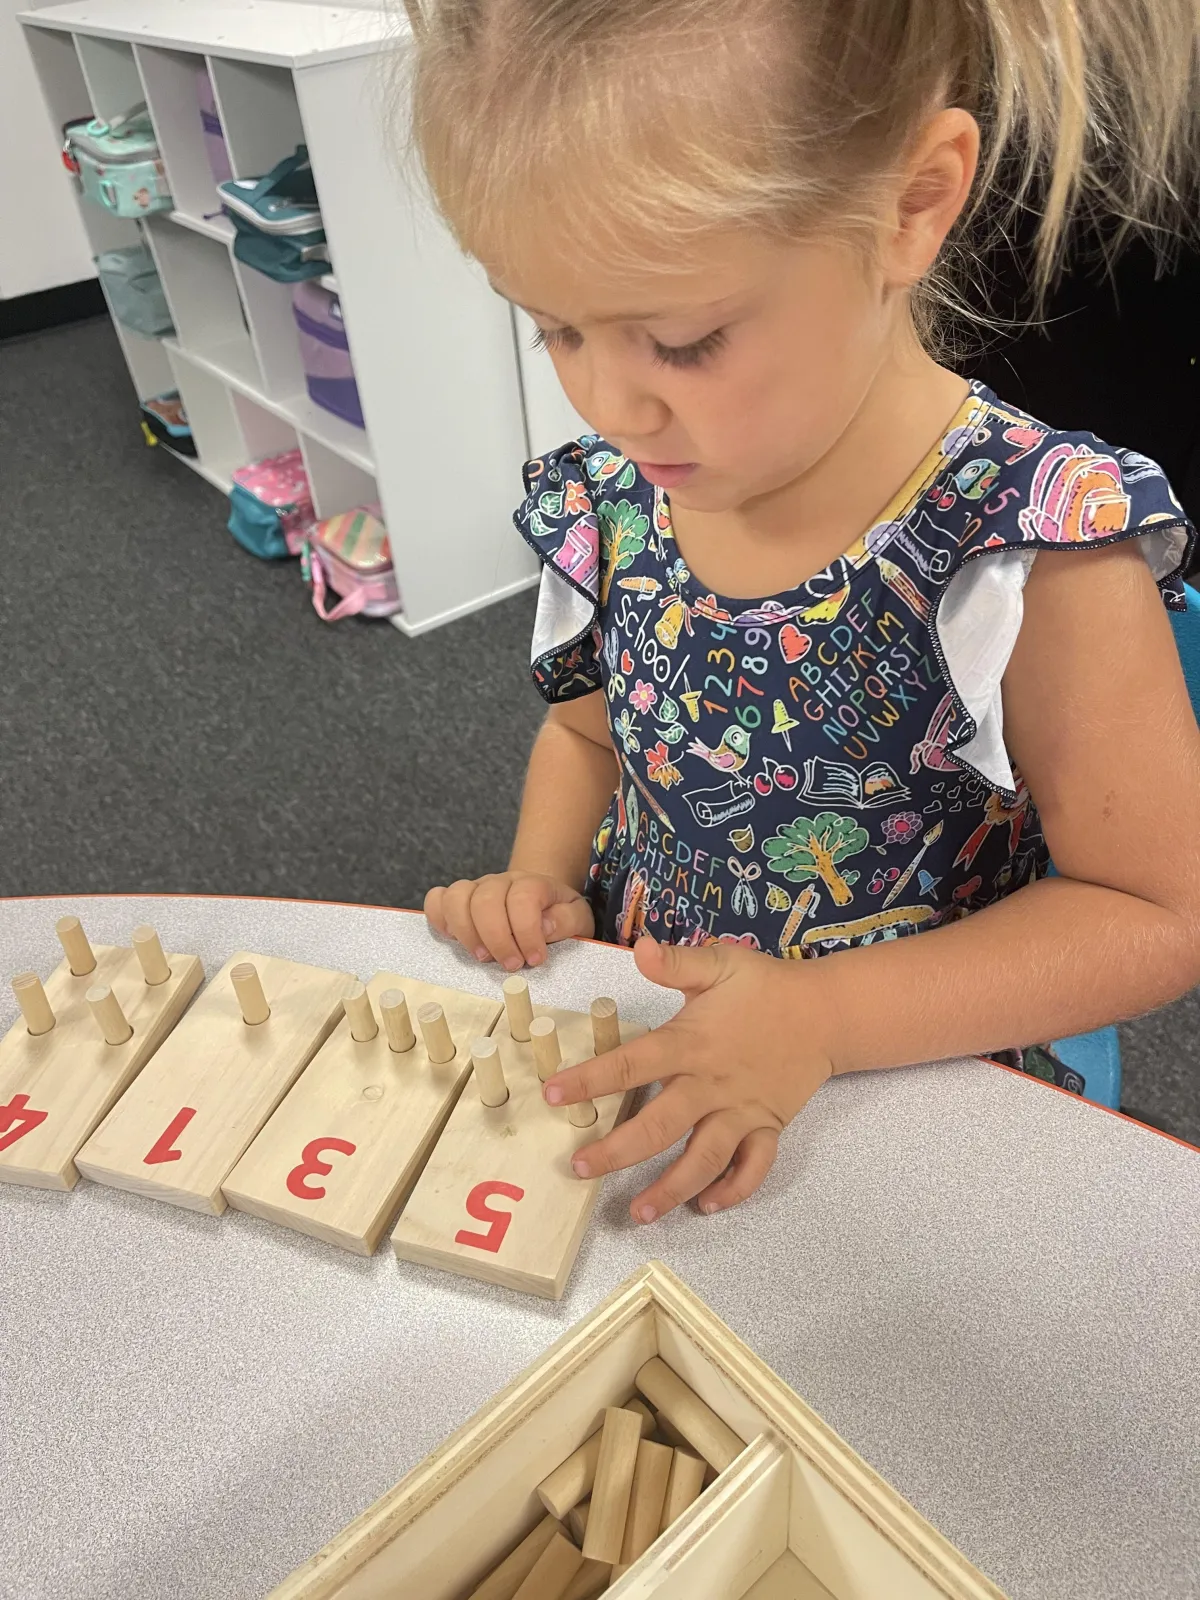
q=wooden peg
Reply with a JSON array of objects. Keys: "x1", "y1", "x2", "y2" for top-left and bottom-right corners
[
  {"x1": 466, "y1": 1515, "x2": 562, "y2": 1600},
  {"x1": 343, "y1": 982, "x2": 378, "y2": 1043},
  {"x1": 231, "y1": 962, "x2": 271, "y2": 1026},
  {"x1": 566, "y1": 1498, "x2": 590, "y2": 1546},
  {"x1": 618, "y1": 1439, "x2": 672, "y2": 1569},
  {"x1": 472, "y1": 1036, "x2": 508, "y2": 1108},
  {"x1": 560, "y1": 1560, "x2": 610, "y2": 1600},
  {"x1": 590, "y1": 996, "x2": 620, "y2": 1055},
  {"x1": 529, "y1": 1015, "x2": 561, "y2": 1083},
  {"x1": 86, "y1": 984, "x2": 133, "y2": 1047},
  {"x1": 511, "y1": 1530, "x2": 583, "y2": 1600},
  {"x1": 568, "y1": 1096, "x2": 597, "y2": 1129},
  {"x1": 56, "y1": 915, "x2": 96, "y2": 977},
  {"x1": 502, "y1": 974, "x2": 534, "y2": 1042},
  {"x1": 132, "y1": 924, "x2": 171, "y2": 986},
  {"x1": 634, "y1": 1358, "x2": 745, "y2": 1472},
  {"x1": 12, "y1": 972, "x2": 55, "y2": 1037},
  {"x1": 417, "y1": 1001, "x2": 455, "y2": 1064},
  {"x1": 581, "y1": 1405, "x2": 642, "y2": 1565},
  {"x1": 537, "y1": 1399, "x2": 655, "y2": 1519},
  {"x1": 660, "y1": 1449, "x2": 707, "y2": 1532},
  {"x1": 379, "y1": 988, "x2": 415, "y2": 1053}
]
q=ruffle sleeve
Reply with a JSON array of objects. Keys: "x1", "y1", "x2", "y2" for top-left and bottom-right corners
[
  {"x1": 930, "y1": 439, "x2": 1195, "y2": 796},
  {"x1": 514, "y1": 438, "x2": 604, "y2": 703}
]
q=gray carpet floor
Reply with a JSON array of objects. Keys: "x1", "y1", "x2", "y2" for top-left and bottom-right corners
[{"x1": 1, "y1": 317, "x2": 1196, "y2": 1144}]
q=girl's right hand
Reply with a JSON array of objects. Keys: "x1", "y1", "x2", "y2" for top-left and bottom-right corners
[{"x1": 423, "y1": 872, "x2": 595, "y2": 970}]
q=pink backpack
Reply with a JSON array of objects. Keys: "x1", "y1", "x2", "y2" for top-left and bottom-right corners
[{"x1": 303, "y1": 505, "x2": 401, "y2": 621}]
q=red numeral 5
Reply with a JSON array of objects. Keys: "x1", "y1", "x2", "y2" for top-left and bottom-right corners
[{"x1": 454, "y1": 1180, "x2": 525, "y2": 1252}]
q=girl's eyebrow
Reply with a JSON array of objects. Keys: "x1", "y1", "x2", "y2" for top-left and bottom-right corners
[{"x1": 492, "y1": 281, "x2": 742, "y2": 325}]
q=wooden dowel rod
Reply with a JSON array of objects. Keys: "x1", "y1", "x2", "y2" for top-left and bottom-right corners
[
  {"x1": 529, "y1": 1015, "x2": 561, "y2": 1083},
  {"x1": 618, "y1": 1440, "x2": 672, "y2": 1569},
  {"x1": 565, "y1": 1499, "x2": 589, "y2": 1546},
  {"x1": 567, "y1": 1097, "x2": 597, "y2": 1128},
  {"x1": 581, "y1": 1406, "x2": 642, "y2": 1565},
  {"x1": 634, "y1": 1358, "x2": 745, "y2": 1472},
  {"x1": 511, "y1": 1531, "x2": 583, "y2": 1600},
  {"x1": 537, "y1": 1399, "x2": 654, "y2": 1519},
  {"x1": 12, "y1": 972, "x2": 55, "y2": 1036},
  {"x1": 86, "y1": 984, "x2": 133, "y2": 1046},
  {"x1": 379, "y1": 989, "x2": 415, "y2": 1053},
  {"x1": 502, "y1": 974, "x2": 534, "y2": 1042},
  {"x1": 560, "y1": 1560, "x2": 610, "y2": 1600},
  {"x1": 472, "y1": 1036, "x2": 509, "y2": 1107},
  {"x1": 56, "y1": 915, "x2": 95, "y2": 977},
  {"x1": 660, "y1": 1449, "x2": 707, "y2": 1532},
  {"x1": 231, "y1": 962, "x2": 270, "y2": 1026},
  {"x1": 466, "y1": 1515, "x2": 562, "y2": 1600},
  {"x1": 343, "y1": 982, "x2": 378, "y2": 1043},
  {"x1": 417, "y1": 1001, "x2": 455, "y2": 1064},
  {"x1": 131, "y1": 924, "x2": 170, "y2": 986},
  {"x1": 590, "y1": 996, "x2": 620, "y2": 1055}
]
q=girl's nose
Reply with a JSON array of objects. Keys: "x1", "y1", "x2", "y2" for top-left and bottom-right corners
[{"x1": 570, "y1": 347, "x2": 671, "y2": 445}]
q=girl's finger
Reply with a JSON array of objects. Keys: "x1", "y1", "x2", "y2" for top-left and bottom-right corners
[
  {"x1": 695, "y1": 1126, "x2": 780, "y2": 1215},
  {"x1": 568, "y1": 1081, "x2": 708, "y2": 1179},
  {"x1": 627, "y1": 1112, "x2": 749, "y2": 1223},
  {"x1": 544, "y1": 1027, "x2": 676, "y2": 1109},
  {"x1": 423, "y1": 885, "x2": 448, "y2": 935},
  {"x1": 504, "y1": 878, "x2": 557, "y2": 968},
  {"x1": 540, "y1": 894, "x2": 596, "y2": 945},
  {"x1": 440, "y1": 879, "x2": 489, "y2": 962},
  {"x1": 469, "y1": 880, "x2": 527, "y2": 972}
]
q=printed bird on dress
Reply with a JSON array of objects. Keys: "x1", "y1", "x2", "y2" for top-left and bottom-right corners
[{"x1": 687, "y1": 725, "x2": 752, "y2": 773}]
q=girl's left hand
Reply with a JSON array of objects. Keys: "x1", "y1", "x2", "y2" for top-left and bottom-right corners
[{"x1": 543, "y1": 935, "x2": 834, "y2": 1222}]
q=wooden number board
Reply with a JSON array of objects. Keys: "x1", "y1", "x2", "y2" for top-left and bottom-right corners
[
  {"x1": 223, "y1": 973, "x2": 503, "y2": 1255},
  {"x1": 392, "y1": 1003, "x2": 645, "y2": 1300},
  {"x1": 75, "y1": 952, "x2": 352, "y2": 1214},
  {"x1": 0, "y1": 944, "x2": 203, "y2": 1191}
]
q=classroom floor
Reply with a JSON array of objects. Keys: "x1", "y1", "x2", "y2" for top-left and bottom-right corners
[{"x1": 2, "y1": 316, "x2": 1197, "y2": 1145}]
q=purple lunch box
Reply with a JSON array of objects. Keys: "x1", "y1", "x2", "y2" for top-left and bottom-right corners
[
  {"x1": 195, "y1": 63, "x2": 233, "y2": 187},
  {"x1": 291, "y1": 280, "x2": 365, "y2": 429}
]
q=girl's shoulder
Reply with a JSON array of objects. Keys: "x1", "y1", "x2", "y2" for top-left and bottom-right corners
[{"x1": 515, "y1": 434, "x2": 657, "y2": 600}]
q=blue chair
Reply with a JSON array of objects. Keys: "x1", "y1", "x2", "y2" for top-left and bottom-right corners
[{"x1": 1053, "y1": 582, "x2": 1200, "y2": 1106}]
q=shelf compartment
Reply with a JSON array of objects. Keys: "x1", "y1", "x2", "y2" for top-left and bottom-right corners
[
  {"x1": 230, "y1": 393, "x2": 299, "y2": 465},
  {"x1": 133, "y1": 45, "x2": 228, "y2": 237},
  {"x1": 144, "y1": 216, "x2": 262, "y2": 385},
  {"x1": 231, "y1": 263, "x2": 307, "y2": 402},
  {"x1": 73, "y1": 32, "x2": 141, "y2": 124},
  {"x1": 297, "y1": 435, "x2": 377, "y2": 522},
  {"x1": 165, "y1": 347, "x2": 244, "y2": 492},
  {"x1": 207, "y1": 57, "x2": 307, "y2": 181},
  {"x1": 106, "y1": 308, "x2": 174, "y2": 402}
]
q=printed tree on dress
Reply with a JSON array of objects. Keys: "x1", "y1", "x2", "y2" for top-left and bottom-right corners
[
  {"x1": 598, "y1": 501, "x2": 649, "y2": 604},
  {"x1": 764, "y1": 813, "x2": 869, "y2": 907}
]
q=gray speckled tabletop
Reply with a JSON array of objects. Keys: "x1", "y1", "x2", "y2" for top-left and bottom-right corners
[{"x1": 2, "y1": 896, "x2": 1198, "y2": 1600}]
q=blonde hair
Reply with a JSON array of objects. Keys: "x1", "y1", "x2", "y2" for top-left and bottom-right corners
[{"x1": 399, "y1": 0, "x2": 1200, "y2": 317}]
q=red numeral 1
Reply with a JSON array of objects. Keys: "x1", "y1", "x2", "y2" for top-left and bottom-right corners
[
  {"x1": 455, "y1": 1181, "x2": 525, "y2": 1253},
  {"x1": 144, "y1": 1107, "x2": 196, "y2": 1165},
  {"x1": 0, "y1": 1093, "x2": 48, "y2": 1152},
  {"x1": 286, "y1": 1138, "x2": 356, "y2": 1200}
]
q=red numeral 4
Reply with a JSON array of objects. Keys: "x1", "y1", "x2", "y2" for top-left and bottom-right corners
[
  {"x1": 455, "y1": 1181, "x2": 525, "y2": 1253},
  {"x1": 0, "y1": 1093, "x2": 48, "y2": 1152}
]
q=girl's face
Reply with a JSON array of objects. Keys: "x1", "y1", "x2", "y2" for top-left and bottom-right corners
[{"x1": 495, "y1": 228, "x2": 901, "y2": 513}]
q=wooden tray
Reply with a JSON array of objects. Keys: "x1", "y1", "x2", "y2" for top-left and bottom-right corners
[{"x1": 268, "y1": 1262, "x2": 1007, "y2": 1600}]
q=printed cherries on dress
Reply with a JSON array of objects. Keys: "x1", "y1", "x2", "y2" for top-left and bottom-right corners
[{"x1": 517, "y1": 382, "x2": 1194, "y2": 973}]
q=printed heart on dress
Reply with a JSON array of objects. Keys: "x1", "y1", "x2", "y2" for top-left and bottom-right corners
[
  {"x1": 779, "y1": 625, "x2": 811, "y2": 664},
  {"x1": 620, "y1": 648, "x2": 634, "y2": 674},
  {"x1": 923, "y1": 802, "x2": 942, "y2": 814},
  {"x1": 949, "y1": 801, "x2": 964, "y2": 812},
  {"x1": 931, "y1": 782, "x2": 945, "y2": 793}
]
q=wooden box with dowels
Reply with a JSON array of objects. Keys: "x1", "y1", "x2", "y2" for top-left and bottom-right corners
[
  {"x1": 393, "y1": 977, "x2": 647, "y2": 1299},
  {"x1": 268, "y1": 1262, "x2": 1005, "y2": 1600}
]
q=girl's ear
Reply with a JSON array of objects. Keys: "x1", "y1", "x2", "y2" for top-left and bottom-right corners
[{"x1": 882, "y1": 108, "x2": 980, "y2": 289}]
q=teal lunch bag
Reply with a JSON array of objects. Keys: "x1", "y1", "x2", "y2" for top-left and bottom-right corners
[
  {"x1": 65, "y1": 105, "x2": 171, "y2": 218},
  {"x1": 219, "y1": 146, "x2": 328, "y2": 283}
]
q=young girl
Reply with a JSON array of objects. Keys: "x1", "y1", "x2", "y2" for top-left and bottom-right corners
[{"x1": 415, "y1": 0, "x2": 1200, "y2": 1224}]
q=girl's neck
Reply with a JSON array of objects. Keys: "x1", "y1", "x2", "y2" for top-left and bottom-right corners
[{"x1": 668, "y1": 334, "x2": 970, "y2": 601}]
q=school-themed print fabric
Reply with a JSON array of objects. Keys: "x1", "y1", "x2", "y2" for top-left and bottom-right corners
[{"x1": 515, "y1": 382, "x2": 1195, "y2": 1088}]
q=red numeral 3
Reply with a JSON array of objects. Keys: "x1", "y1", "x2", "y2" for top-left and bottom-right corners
[
  {"x1": 0, "y1": 1093, "x2": 48, "y2": 1152},
  {"x1": 286, "y1": 1138, "x2": 356, "y2": 1200},
  {"x1": 144, "y1": 1107, "x2": 196, "y2": 1165},
  {"x1": 455, "y1": 1180, "x2": 525, "y2": 1253}
]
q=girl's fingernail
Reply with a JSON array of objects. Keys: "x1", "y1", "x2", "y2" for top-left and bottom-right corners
[
  {"x1": 528, "y1": 949, "x2": 544, "y2": 966},
  {"x1": 701, "y1": 1200, "x2": 719, "y2": 1215},
  {"x1": 636, "y1": 1204, "x2": 657, "y2": 1224},
  {"x1": 474, "y1": 947, "x2": 489, "y2": 962},
  {"x1": 503, "y1": 955, "x2": 522, "y2": 972},
  {"x1": 545, "y1": 1084, "x2": 564, "y2": 1104},
  {"x1": 542, "y1": 915, "x2": 555, "y2": 936},
  {"x1": 571, "y1": 1156, "x2": 589, "y2": 1177}
]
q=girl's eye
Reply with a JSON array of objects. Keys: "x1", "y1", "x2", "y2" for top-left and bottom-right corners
[
  {"x1": 530, "y1": 325, "x2": 581, "y2": 354},
  {"x1": 651, "y1": 327, "x2": 728, "y2": 369}
]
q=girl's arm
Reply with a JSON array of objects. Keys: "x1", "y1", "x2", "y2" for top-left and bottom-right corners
[
  {"x1": 546, "y1": 542, "x2": 1200, "y2": 1220},
  {"x1": 425, "y1": 693, "x2": 618, "y2": 968}
]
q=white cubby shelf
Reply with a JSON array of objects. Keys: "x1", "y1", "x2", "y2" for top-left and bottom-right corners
[{"x1": 18, "y1": 0, "x2": 575, "y2": 634}]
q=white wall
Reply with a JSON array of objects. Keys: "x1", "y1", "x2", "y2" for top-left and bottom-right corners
[{"x1": 0, "y1": 0, "x2": 94, "y2": 299}]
